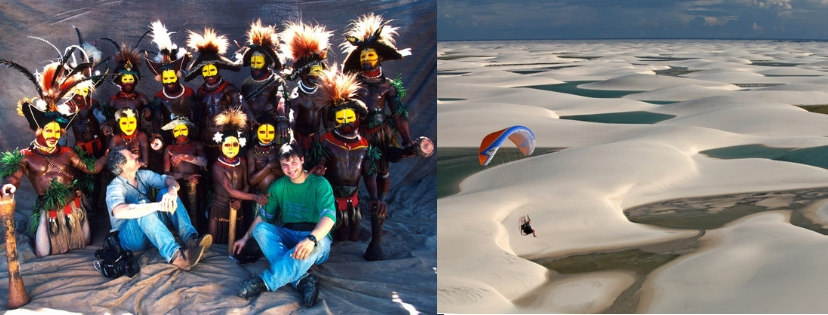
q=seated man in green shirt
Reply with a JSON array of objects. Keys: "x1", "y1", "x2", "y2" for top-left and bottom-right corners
[{"x1": 233, "y1": 142, "x2": 336, "y2": 307}]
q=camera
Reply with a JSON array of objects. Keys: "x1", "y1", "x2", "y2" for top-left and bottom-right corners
[{"x1": 94, "y1": 231, "x2": 140, "y2": 278}]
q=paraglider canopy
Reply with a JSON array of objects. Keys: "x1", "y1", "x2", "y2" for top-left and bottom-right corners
[{"x1": 478, "y1": 125, "x2": 535, "y2": 166}]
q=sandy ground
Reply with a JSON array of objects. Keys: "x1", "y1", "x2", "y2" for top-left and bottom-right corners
[
  {"x1": 438, "y1": 39, "x2": 828, "y2": 313},
  {"x1": 0, "y1": 1, "x2": 436, "y2": 313}
]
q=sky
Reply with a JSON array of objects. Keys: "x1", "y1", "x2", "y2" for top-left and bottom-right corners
[{"x1": 438, "y1": 0, "x2": 828, "y2": 40}]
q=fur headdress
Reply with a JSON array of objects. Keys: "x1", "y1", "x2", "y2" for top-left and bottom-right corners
[
  {"x1": 236, "y1": 19, "x2": 282, "y2": 70},
  {"x1": 318, "y1": 65, "x2": 367, "y2": 121},
  {"x1": 281, "y1": 21, "x2": 332, "y2": 81},
  {"x1": 145, "y1": 21, "x2": 191, "y2": 81},
  {"x1": 341, "y1": 13, "x2": 411, "y2": 74},
  {"x1": 1, "y1": 40, "x2": 95, "y2": 131},
  {"x1": 213, "y1": 108, "x2": 247, "y2": 147},
  {"x1": 184, "y1": 27, "x2": 240, "y2": 81},
  {"x1": 114, "y1": 107, "x2": 138, "y2": 121},
  {"x1": 161, "y1": 115, "x2": 194, "y2": 131}
]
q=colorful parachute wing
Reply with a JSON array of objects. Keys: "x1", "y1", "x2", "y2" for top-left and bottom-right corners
[{"x1": 478, "y1": 126, "x2": 535, "y2": 165}]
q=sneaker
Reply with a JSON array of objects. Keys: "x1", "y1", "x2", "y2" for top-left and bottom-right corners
[
  {"x1": 238, "y1": 276, "x2": 267, "y2": 299},
  {"x1": 297, "y1": 274, "x2": 319, "y2": 307}
]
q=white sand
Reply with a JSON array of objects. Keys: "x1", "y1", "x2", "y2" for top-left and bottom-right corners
[{"x1": 438, "y1": 39, "x2": 828, "y2": 313}]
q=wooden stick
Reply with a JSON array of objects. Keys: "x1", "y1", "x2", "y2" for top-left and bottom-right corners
[
  {"x1": 1, "y1": 194, "x2": 30, "y2": 309},
  {"x1": 227, "y1": 202, "x2": 238, "y2": 254},
  {"x1": 186, "y1": 181, "x2": 198, "y2": 230}
]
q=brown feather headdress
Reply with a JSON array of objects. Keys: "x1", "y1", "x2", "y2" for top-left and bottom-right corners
[
  {"x1": 318, "y1": 65, "x2": 367, "y2": 121},
  {"x1": 213, "y1": 108, "x2": 248, "y2": 146},
  {"x1": 237, "y1": 19, "x2": 281, "y2": 70},
  {"x1": 185, "y1": 27, "x2": 239, "y2": 81},
  {"x1": 113, "y1": 43, "x2": 143, "y2": 82},
  {"x1": 281, "y1": 21, "x2": 332, "y2": 80},
  {"x1": 1, "y1": 39, "x2": 95, "y2": 131},
  {"x1": 341, "y1": 13, "x2": 411, "y2": 74}
]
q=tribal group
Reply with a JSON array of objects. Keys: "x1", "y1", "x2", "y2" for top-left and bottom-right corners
[{"x1": 0, "y1": 14, "x2": 432, "y2": 305}]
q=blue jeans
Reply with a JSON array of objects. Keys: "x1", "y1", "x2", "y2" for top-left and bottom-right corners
[
  {"x1": 252, "y1": 222, "x2": 331, "y2": 291},
  {"x1": 118, "y1": 188, "x2": 197, "y2": 262}
]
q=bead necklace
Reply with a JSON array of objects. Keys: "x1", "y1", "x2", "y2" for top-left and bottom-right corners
[
  {"x1": 298, "y1": 80, "x2": 318, "y2": 95},
  {"x1": 254, "y1": 142, "x2": 275, "y2": 156},
  {"x1": 162, "y1": 84, "x2": 186, "y2": 99},
  {"x1": 204, "y1": 77, "x2": 224, "y2": 90},
  {"x1": 218, "y1": 156, "x2": 240, "y2": 167}
]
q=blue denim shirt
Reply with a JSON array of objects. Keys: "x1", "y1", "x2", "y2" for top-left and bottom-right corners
[{"x1": 105, "y1": 170, "x2": 171, "y2": 232}]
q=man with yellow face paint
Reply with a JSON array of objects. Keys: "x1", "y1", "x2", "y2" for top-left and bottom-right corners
[
  {"x1": 0, "y1": 58, "x2": 111, "y2": 258},
  {"x1": 146, "y1": 21, "x2": 198, "y2": 147},
  {"x1": 282, "y1": 21, "x2": 334, "y2": 168},
  {"x1": 162, "y1": 117, "x2": 207, "y2": 230},
  {"x1": 238, "y1": 20, "x2": 288, "y2": 141},
  {"x1": 107, "y1": 108, "x2": 150, "y2": 167},
  {"x1": 210, "y1": 109, "x2": 268, "y2": 245},
  {"x1": 342, "y1": 14, "x2": 434, "y2": 261},
  {"x1": 310, "y1": 69, "x2": 372, "y2": 246},
  {"x1": 185, "y1": 27, "x2": 246, "y2": 168},
  {"x1": 104, "y1": 43, "x2": 152, "y2": 142}
]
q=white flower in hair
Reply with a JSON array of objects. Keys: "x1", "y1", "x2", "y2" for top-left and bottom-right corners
[
  {"x1": 213, "y1": 131, "x2": 223, "y2": 144},
  {"x1": 34, "y1": 99, "x2": 48, "y2": 111},
  {"x1": 239, "y1": 137, "x2": 247, "y2": 147}
]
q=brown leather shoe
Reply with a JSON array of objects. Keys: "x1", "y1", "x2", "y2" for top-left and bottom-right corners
[
  {"x1": 186, "y1": 234, "x2": 213, "y2": 251},
  {"x1": 170, "y1": 243, "x2": 207, "y2": 271}
]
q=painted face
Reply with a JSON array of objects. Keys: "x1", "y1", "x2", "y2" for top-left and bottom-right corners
[
  {"x1": 41, "y1": 121, "x2": 62, "y2": 148},
  {"x1": 75, "y1": 86, "x2": 90, "y2": 97},
  {"x1": 202, "y1": 64, "x2": 218, "y2": 78},
  {"x1": 250, "y1": 54, "x2": 266, "y2": 70},
  {"x1": 162, "y1": 69, "x2": 178, "y2": 85},
  {"x1": 308, "y1": 64, "x2": 323, "y2": 77},
  {"x1": 221, "y1": 136, "x2": 240, "y2": 158},
  {"x1": 120, "y1": 73, "x2": 135, "y2": 84},
  {"x1": 119, "y1": 116, "x2": 138, "y2": 136},
  {"x1": 335, "y1": 108, "x2": 357, "y2": 125},
  {"x1": 280, "y1": 155, "x2": 305, "y2": 181},
  {"x1": 257, "y1": 124, "x2": 276, "y2": 144},
  {"x1": 172, "y1": 124, "x2": 189, "y2": 141},
  {"x1": 360, "y1": 48, "x2": 380, "y2": 70}
]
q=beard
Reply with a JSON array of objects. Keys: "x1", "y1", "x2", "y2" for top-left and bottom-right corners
[
  {"x1": 337, "y1": 123, "x2": 356, "y2": 135},
  {"x1": 175, "y1": 135, "x2": 188, "y2": 143},
  {"x1": 121, "y1": 83, "x2": 135, "y2": 93}
]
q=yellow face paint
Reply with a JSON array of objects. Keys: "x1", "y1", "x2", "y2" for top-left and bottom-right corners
[
  {"x1": 250, "y1": 54, "x2": 266, "y2": 70},
  {"x1": 335, "y1": 108, "x2": 357, "y2": 125},
  {"x1": 360, "y1": 48, "x2": 379, "y2": 69},
  {"x1": 221, "y1": 136, "x2": 240, "y2": 158},
  {"x1": 202, "y1": 64, "x2": 218, "y2": 77},
  {"x1": 308, "y1": 64, "x2": 323, "y2": 77},
  {"x1": 172, "y1": 124, "x2": 189, "y2": 138},
  {"x1": 257, "y1": 124, "x2": 275, "y2": 144},
  {"x1": 42, "y1": 121, "x2": 62, "y2": 148},
  {"x1": 162, "y1": 69, "x2": 178, "y2": 84},
  {"x1": 119, "y1": 116, "x2": 138, "y2": 136},
  {"x1": 75, "y1": 86, "x2": 89, "y2": 97},
  {"x1": 120, "y1": 74, "x2": 135, "y2": 84}
]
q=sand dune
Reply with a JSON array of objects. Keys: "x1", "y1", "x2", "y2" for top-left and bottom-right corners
[{"x1": 439, "y1": 39, "x2": 828, "y2": 313}]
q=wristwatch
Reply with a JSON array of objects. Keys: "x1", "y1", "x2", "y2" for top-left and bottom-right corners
[{"x1": 307, "y1": 234, "x2": 318, "y2": 247}]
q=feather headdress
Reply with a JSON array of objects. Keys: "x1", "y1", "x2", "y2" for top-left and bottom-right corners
[
  {"x1": 146, "y1": 21, "x2": 190, "y2": 81},
  {"x1": 72, "y1": 27, "x2": 106, "y2": 89},
  {"x1": 318, "y1": 65, "x2": 367, "y2": 120},
  {"x1": 213, "y1": 107, "x2": 247, "y2": 146},
  {"x1": 341, "y1": 13, "x2": 411, "y2": 74},
  {"x1": 281, "y1": 21, "x2": 332, "y2": 81},
  {"x1": 1, "y1": 39, "x2": 95, "y2": 131},
  {"x1": 112, "y1": 43, "x2": 143, "y2": 82},
  {"x1": 184, "y1": 27, "x2": 239, "y2": 81},
  {"x1": 237, "y1": 19, "x2": 281, "y2": 70}
]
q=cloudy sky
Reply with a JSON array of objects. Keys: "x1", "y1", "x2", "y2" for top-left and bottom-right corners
[{"x1": 438, "y1": 0, "x2": 828, "y2": 40}]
